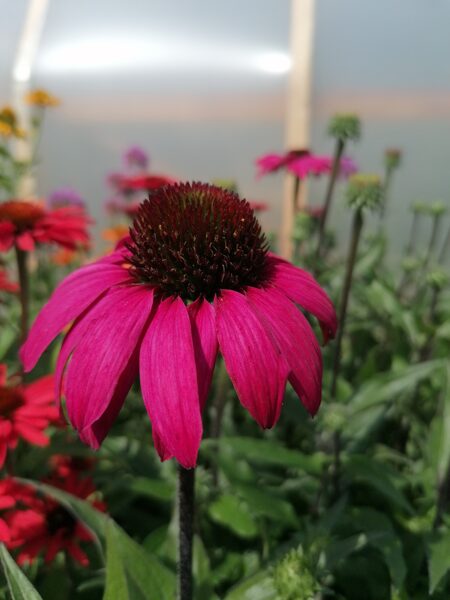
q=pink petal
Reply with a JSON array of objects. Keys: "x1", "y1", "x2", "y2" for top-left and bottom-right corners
[
  {"x1": 247, "y1": 287, "x2": 322, "y2": 415},
  {"x1": 0, "y1": 222, "x2": 15, "y2": 251},
  {"x1": 267, "y1": 254, "x2": 337, "y2": 343},
  {"x1": 140, "y1": 297, "x2": 202, "y2": 469},
  {"x1": 215, "y1": 290, "x2": 289, "y2": 428},
  {"x1": 152, "y1": 429, "x2": 173, "y2": 462},
  {"x1": 64, "y1": 285, "x2": 153, "y2": 446},
  {"x1": 0, "y1": 364, "x2": 6, "y2": 386},
  {"x1": 20, "y1": 261, "x2": 133, "y2": 372},
  {"x1": 188, "y1": 298, "x2": 218, "y2": 410},
  {"x1": 16, "y1": 231, "x2": 35, "y2": 251},
  {"x1": 13, "y1": 423, "x2": 49, "y2": 446}
]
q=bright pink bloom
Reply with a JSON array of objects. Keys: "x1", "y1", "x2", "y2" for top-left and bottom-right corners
[
  {"x1": 249, "y1": 201, "x2": 269, "y2": 213},
  {"x1": 4, "y1": 469, "x2": 104, "y2": 566},
  {"x1": 21, "y1": 183, "x2": 337, "y2": 469},
  {"x1": 256, "y1": 150, "x2": 357, "y2": 180},
  {"x1": 0, "y1": 365, "x2": 59, "y2": 467},
  {"x1": 0, "y1": 270, "x2": 18, "y2": 293},
  {"x1": 0, "y1": 200, "x2": 91, "y2": 252},
  {"x1": 113, "y1": 174, "x2": 177, "y2": 194}
]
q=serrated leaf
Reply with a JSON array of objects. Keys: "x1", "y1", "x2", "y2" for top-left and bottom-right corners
[{"x1": 0, "y1": 544, "x2": 43, "y2": 600}]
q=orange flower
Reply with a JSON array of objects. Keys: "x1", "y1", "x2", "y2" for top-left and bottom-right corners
[
  {"x1": 102, "y1": 224, "x2": 129, "y2": 244},
  {"x1": 51, "y1": 248, "x2": 77, "y2": 266},
  {"x1": 0, "y1": 107, "x2": 26, "y2": 139},
  {"x1": 25, "y1": 89, "x2": 60, "y2": 108}
]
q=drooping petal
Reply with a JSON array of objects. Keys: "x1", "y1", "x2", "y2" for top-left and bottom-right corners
[
  {"x1": 246, "y1": 286, "x2": 322, "y2": 415},
  {"x1": 0, "y1": 222, "x2": 15, "y2": 251},
  {"x1": 215, "y1": 290, "x2": 289, "y2": 428},
  {"x1": 188, "y1": 298, "x2": 218, "y2": 410},
  {"x1": 140, "y1": 297, "x2": 202, "y2": 469},
  {"x1": 20, "y1": 261, "x2": 133, "y2": 372},
  {"x1": 267, "y1": 254, "x2": 337, "y2": 343},
  {"x1": 16, "y1": 231, "x2": 35, "y2": 251},
  {"x1": 64, "y1": 285, "x2": 153, "y2": 446},
  {"x1": 152, "y1": 428, "x2": 173, "y2": 462}
]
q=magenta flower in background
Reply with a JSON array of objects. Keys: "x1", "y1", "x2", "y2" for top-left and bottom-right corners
[
  {"x1": 123, "y1": 145, "x2": 149, "y2": 170},
  {"x1": 21, "y1": 183, "x2": 337, "y2": 469},
  {"x1": 48, "y1": 187, "x2": 85, "y2": 209},
  {"x1": 256, "y1": 150, "x2": 357, "y2": 180}
]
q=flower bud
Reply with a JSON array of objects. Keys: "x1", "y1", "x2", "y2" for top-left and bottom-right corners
[
  {"x1": 346, "y1": 174, "x2": 383, "y2": 211},
  {"x1": 272, "y1": 549, "x2": 320, "y2": 600},
  {"x1": 384, "y1": 148, "x2": 402, "y2": 171},
  {"x1": 328, "y1": 113, "x2": 361, "y2": 142},
  {"x1": 429, "y1": 201, "x2": 447, "y2": 217},
  {"x1": 426, "y1": 268, "x2": 449, "y2": 290},
  {"x1": 412, "y1": 201, "x2": 428, "y2": 214}
]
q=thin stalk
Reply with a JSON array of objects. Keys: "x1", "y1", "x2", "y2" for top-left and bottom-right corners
[
  {"x1": 292, "y1": 175, "x2": 301, "y2": 214},
  {"x1": 178, "y1": 466, "x2": 195, "y2": 600},
  {"x1": 330, "y1": 209, "x2": 363, "y2": 398},
  {"x1": 425, "y1": 214, "x2": 442, "y2": 267},
  {"x1": 15, "y1": 245, "x2": 29, "y2": 348},
  {"x1": 317, "y1": 138, "x2": 345, "y2": 257},
  {"x1": 434, "y1": 462, "x2": 450, "y2": 530},
  {"x1": 406, "y1": 212, "x2": 419, "y2": 256},
  {"x1": 210, "y1": 359, "x2": 230, "y2": 486},
  {"x1": 438, "y1": 225, "x2": 450, "y2": 264},
  {"x1": 330, "y1": 209, "x2": 363, "y2": 500},
  {"x1": 379, "y1": 166, "x2": 393, "y2": 225}
]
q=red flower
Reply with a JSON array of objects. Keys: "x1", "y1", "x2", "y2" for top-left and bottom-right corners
[
  {"x1": 0, "y1": 478, "x2": 24, "y2": 542},
  {"x1": 114, "y1": 174, "x2": 177, "y2": 193},
  {"x1": 4, "y1": 470, "x2": 104, "y2": 566},
  {"x1": 0, "y1": 200, "x2": 91, "y2": 252},
  {"x1": 0, "y1": 365, "x2": 59, "y2": 467},
  {"x1": 248, "y1": 201, "x2": 269, "y2": 213},
  {"x1": 0, "y1": 270, "x2": 18, "y2": 293}
]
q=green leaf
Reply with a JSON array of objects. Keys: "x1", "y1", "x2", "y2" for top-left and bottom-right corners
[
  {"x1": 222, "y1": 437, "x2": 326, "y2": 475},
  {"x1": 436, "y1": 363, "x2": 450, "y2": 484},
  {"x1": 104, "y1": 522, "x2": 129, "y2": 600},
  {"x1": 209, "y1": 494, "x2": 258, "y2": 539},
  {"x1": 345, "y1": 456, "x2": 412, "y2": 514},
  {"x1": 130, "y1": 477, "x2": 174, "y2": 502},
  {"x1": 19, "y1": 480, "x2": 176, "y2": 600},
  {"x1": 0, "y1": 544, "x2": 43, "y2": 600},
  {"x1": 225, "y1": 570, "x2": 277, "y2": 600},
  {"x1": 428, "y1": 532, "x2": 450, "y2": 593},
  {"x1": 234, "y1": 484, "x2": 297, "y2": 526}
]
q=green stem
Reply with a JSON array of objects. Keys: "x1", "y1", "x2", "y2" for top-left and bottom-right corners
[
  {"x1": 15, "y1": 245, "x2": 29, "y2": 349},
  {"x1": 292, "y1": 175, "x2": 301, "y2": 214},
  {"x1": 330, "y1": 209, "x2": 363, "y2": 500},
  {"x1": 438, "y1": 225, "x2": 450, "y2": 264},
  {"x1": 178, "y1": 466, "x2": 195, "y2": 600},
  {"x1": 317, "y1": 138, "x2": 345, "y2": 257},
  {"x1": 379, "y1": 166, "x2": 393, "y2": 225},
  {"x1": 425, "y1": 214, "x2": 442, "y2": 267},
  {"x1": 330, "y1": 209, "x2": 363, "y2": 397}
]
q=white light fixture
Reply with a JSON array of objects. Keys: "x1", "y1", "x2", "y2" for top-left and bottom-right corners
[
  {"x1": 12, "y1": 0, "x2": 50, "y2": 82},
  {"x1": 254, "y1": 51, "x2": 292, "y2": 75}
]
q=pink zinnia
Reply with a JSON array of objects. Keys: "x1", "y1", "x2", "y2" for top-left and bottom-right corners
[
  {"x1": 0, "y1": 200, "x2": 90, "y2": 252},
  {"x1": 21, "y1": 183, "x2": 337, "y2": 468}
]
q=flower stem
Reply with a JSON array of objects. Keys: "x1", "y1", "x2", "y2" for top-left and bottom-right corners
[
  {"x1": 292, "y1": 175, "x2": 301, "y2": 214},
  {"x1": 330, "y1": 208, "x2": 363, "y2": 398},
  {"x1": 15, "y1": 245, "x2": 29, "y2": 348},
  {"x1": 405, "y1": 212, "x2": 419, "y2": 256},
  {"x1": 379, "y1": 166, "x2": 393, "y2": 225},
  {"x1": 178, "y1": 466, "x2": 195, "y2": 600},
  {"x1": 438, "y1": 225, "x2": 450, "y2": 264},
  {"x1": 425, "y1": 214, "x2": 442, "y2": 267},
  {"x1": 317, "y1": 138, "x2": 345, "y2": 257},
  {"x1": 330, "y1": 208, "x2": 363, "y2": 500}
]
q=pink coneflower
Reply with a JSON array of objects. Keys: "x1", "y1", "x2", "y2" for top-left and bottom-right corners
[
  {"x1": 256, "y1": 150, "x2": 357, "y2": 180},
  {"x1": 21, "y1": 183, "x2": 337, "y2": 469},
  {"x1": 123, "y1": 145, "x2": 149, "y2": 170},
  {"x1": 0, "y1": 200, "x2": 90, "y2": 252},
  {"x1": 114, "y1": 173, "x2": 177, "y2": 194},
  {"x1": 249, "y1": 201, "x2": 269, "y2": 213},
  {"x1": 0, "y1": 365, "x2": 59, "y2": 467}
]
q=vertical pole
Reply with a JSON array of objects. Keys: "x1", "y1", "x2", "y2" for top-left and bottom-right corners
[{"x1": 280, "y1": 0, "x2": 315, "y2": 259}]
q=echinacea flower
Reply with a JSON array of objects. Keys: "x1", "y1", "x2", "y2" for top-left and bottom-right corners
[
  {"x1": 0, "y1": 365, "x2": 59, "y2": 467},
  {"x1": 256, "y1": 150, "x2": 357, "y2": 180},
  {"x1": 0, "y1": 478, "x2": 23, "y2": 542},
  {"x1": 123, "y1": 145, "x2": 149, "y2": 170},
  {"x1": 4, "y1": 470, "x2": 104, "y2": 566},
  {"x1": 25, "y1": 89, "x2": 60, "y2": 108},
  {"x1": 21, "y1": 182, "x2": 337, "y2": 468},
  {"x1": 48, "y1": 187, "x2": 85, "y2": 209},
  {"x1": 0, "y1": 269, "x2": 18, "y2": 293},
  {"x1": 249, "y1": 201, "x2": 269, "y2": 213},
  {"x1": 0, "y1": 200, "x2": 90, "y2": 252}
]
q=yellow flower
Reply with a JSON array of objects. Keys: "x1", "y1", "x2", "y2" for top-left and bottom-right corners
[
  {"x1": 0, "y1": 106, "x2": 17, "y2": 127},
  {"x1": 25, "y1": 88, "x2": 60, "y2": 107},
  {"x1": 0, "y1": 122, "x2": 13, "y2": 138}
]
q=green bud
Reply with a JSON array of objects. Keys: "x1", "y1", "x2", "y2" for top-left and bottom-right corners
[
  {"x1": 401, "y1": 256, "x2": 421, "y2": 273},
  {"x1": 328, "y1": 113, "x2": 361, "y2": 142},
  {"x1": 346, "y1": 174, "x2": 383, "y2": 211},
  {"x1": 429, "y1": 201, "x2": 447, "y2": 217},
  {"x1": 426, "y1": 268, "x2": 449, "y2": 290},
  {"x1": 212, "y1": 179, "x2": 238, "y2": 193},
  {"x1": 384, "y1": 148, "x2": 402, "y2": 171},
  {"x1": 411, "y1": 201, "x2": 428, "y2": 214},
  {"x1": 272, "y1": 548, "x2": 320, "y2": 600}
]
